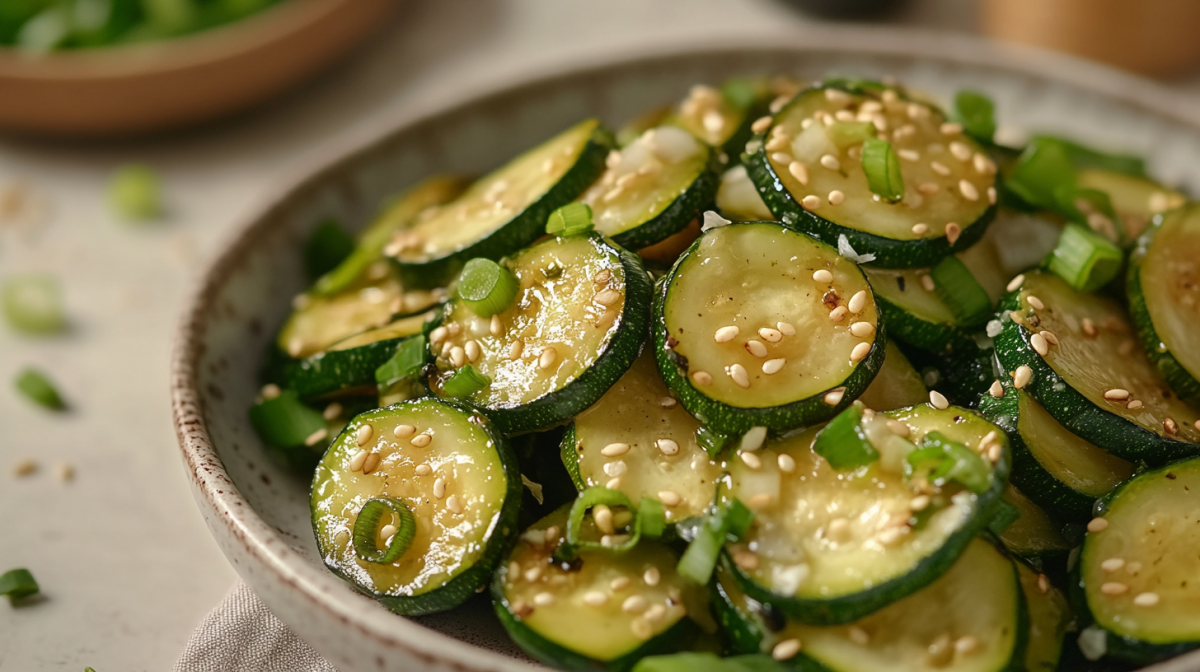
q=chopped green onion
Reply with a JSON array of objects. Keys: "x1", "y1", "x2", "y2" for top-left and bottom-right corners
[
  {"x1": 0, "y1": 568, "x2": 39, "y2": 603},
  {"x1": 1054, "y1": 186, "x2": 1125, "y2": 244},
  {"x1": 457, "y1": 258, "x2": 519, "y2": 317},
  {"x1": 85, "y1": 668, "x2": 96, "y2": 672},
  {"x1": 304, "y1": 220, "x2": 355, "y2": 281},
  {"x1": 441, "y1": 364, "x2": 490, "y2": 398},
  {"x1": 828, "y1": 121, "x2": 876, "y2": 149},
  {"x1": 15, "y1": 368, "x2": 65, "y2": 410},
  {"x1": 861, "y1": 139, "x2": 904, "y2": 202},
  {"x1": 720, "y1": 77, "x2": 763, "y2": 111},
  {"x1": 545, "y1": 202, "x2": 594, "y2": 237},
  {"x1": 109, "y1": 164, "x2": 163, "y2": 221},
  {"x1": 717, "y1": 498, "x2": 755, "y2": 539},
  {"x1": 248, "y1": 390, "x2": 326, "y2": 448},
  {"x1": 556, "y1": 487, "x2": 642, "y2": 562},
  {"x1": 1047, "y1": 224, "x2": 1124, "y2": 293},
  {"x1": 987, "y1": 499, "x2": 1022, "y2": 536},
  {"x1": 374, "y1": 336, "x2": 428, "y2": 389},
  {"x1": 2, "y1": 273, "x2": 65, "y2": 335},
  {"x1": 677, "y1": 499, "x2": 755, "y2": 584},
  {"x1": 637, "y1": 498, "x2": 667, "y2": 539},
  {"x1": 695, "y1": 425, "x2": 732, "y2": 460},
  {"x1": 953, "y1": 90, "x2": 996, "y2": 143},
  {"x1": 905, "y1": 431, "x2": 991, "y2": 494},
  {"x1": 929, "y1": 255, "x2": 992, "y2": 326},
  {"x1": 1031, "y1": 134, "x2": 1146, "y2": 178},
  {"x1": 352, "y1": 498, "x2": 416, "y2": 564},
  {"x1": 632, "y1": 653, "x2": 734, "y2": 672},
  {"x1": 813, "y1": 403, "x2": 879, "y2": 470},
  {"x1": 1005, "y1": 140, "x2": 1075, "y2": 211}
]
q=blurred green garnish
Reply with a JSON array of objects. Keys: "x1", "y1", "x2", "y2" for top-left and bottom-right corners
[
  {"x1": 109, "y1": 164, "x2": 163, "y2": 221},
  {"x1": 2, "y1": 273, "x2": 65, "y2": 334},
  {"x1": 16, "y1": 368, "x2": 66, "y2": 410}
]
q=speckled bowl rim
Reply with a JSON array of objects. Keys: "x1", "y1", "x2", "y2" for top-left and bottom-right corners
[{"x1": 171, "y1": 27, "x2": 1200, "y2": 672}]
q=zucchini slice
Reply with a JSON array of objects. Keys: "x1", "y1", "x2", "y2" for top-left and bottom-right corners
[
  {"x1": 283, "y1": 310, "x2": 437, "y2": 400},
  {"x1": 1128, "y1": 203, "x2": 1200, "y2": 404},
  {"x1": 492, "y1": 506, "x2": 699, "y2": 672},
  {"x1": 562, "y1": 350, "x2": 723, "y2": 523},
  {"x1": 723, "y1": 403, "x2": 1009, "y2": 624},
  {"x1": 278, "y1": 266, "x2": 414, "y2": 359},
  {"x1": 716, "y1": 165, "x2": 774, "y2": 222},
  {"x1": 428, "y1": 233, "x2": 652, "y2": 435},
  {"x1": 996, "y1": 485, "x2": 1071, "y2": 562},
  {"x1": 994, "y1": 270, "x2": 1200, "y2": 463},
  {"x1": 671, "y1": 79, "x2": 772, "y2": 161},
  {"x1": 856, "y1": 341, "x2": 928, "y2": 412},
  {"x1": 714, "y1": 539, "x2": 1026, "y2": 672},
  {"x1": 1077, "y1": 169, "x2": 1185, "y2": 241},
  {"x1": 580, "y1": 126, "x2": 719, "y2": 249},
  {"x1": 745, "y1": 83, "x2": 998, "y2": 268},
  {"x1": 1080, "y1": 458, "x2": 1200, "y2": 664},
  {"x1": 979, "y1": 385, "x2": 1133, "y2": 522},
  {"x1": 653, "y1": 221, "x2": 886, "y2": 435},
  {"x1": 310, "y1": 398, "x2": 521, "y2": 615},
  {"x1": 1016, "y1": 560, "x2": 1071, "y2": 672},
  {"x1": 389, "y1": 119, "x2": 613, "y2": 286}
]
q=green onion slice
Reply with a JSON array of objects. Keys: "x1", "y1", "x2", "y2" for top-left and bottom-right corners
[
  {"x1": 953, "y1": 90, "x2": 996, "y2": 143},
  {"x1": 248, "y1": 390, "x2": 327, "y2": 448},
  {"x1": 1053, "y1": 186, "x2": 1125, "y2": 244},
  {"x1": 987, "y1": 498, "x2": 1022, "y2": 536},
  {"x1": 861, "y1": 139, "x2": 904, "y2": 202},
  {"x1": 375, "y1": 336, "x2": 428, "y2": 389},
  {"x1": 304, "y1": 220, "x2": 355, "y2": 281},
  {"x1": 2, "y1": 273, "x2": 65, "y2": 335},
  {"x1": 929, "y1": 255, "x2": 992, "y2": 326},
  {"x1": 556, "y1": 487, "x2": 643, "y2": 561},
  {"x1": 441, "y1": 364, "x2": 491, "y2": 398},
  {"x1": 1031, "y1": 134, "x2": 1146, "y2": 178},
  {"x1": 15, "y1": 368, "x2": 65, "y2": 410},
  {"x1": 1047, "y1": 223, "x2": 1124, "y2": 293},
  {"x1": 0, "y1": 568, "x2": 39, "y2": 603},
  {"x1": 545, "y1": 202, "x2": 594, "y2": 237},
  {"x1": 828, "y1": 121, "x2": 875, "y2": 149},
  {"x1": 905, "y1": 431, "x2": 991, "y2": 494},
  {"x1": 813, "y1": 403, "x2": 879, "y2": 470},
  {"x1": 457, "y1": 258, "x2": 519, "y2": 317},
  {"x1": 1005, "y1": 140, "x2": 1075, "y2": 211},
  {"x1": 695, "y1": 425, "x2": 732, "y2": 460},
  {"x1": 677, "y1": 499, "x2": 755, "y2": 584},
  {"x1": 720, "y1": 77, "x2": 763, "y2": 111},
  {"x1": 353, "y1": 498, "x2": 416, "y2": 564},
  {"x1": 633, "y1": 652, "x2": 788, "y2": 672},
  {"x1": 637, "y1": 498, "x2": 667, "y2": 539},
  {"x1": 109, "y1": 164, "x2": 163, "y2": 221}
]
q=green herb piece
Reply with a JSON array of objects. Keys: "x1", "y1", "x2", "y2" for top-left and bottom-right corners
[
  {"x1": 930, "y1": 255, "x2": 992, "y2": 326},
  {"x1": 0, "y1": 568, "x2": 39, "y2": 603},
  {"x1": 352, "y1": 497, "x2": 416, "y2": 564},
  {"x1": 1031, "y1": 134, "x2": 1147, "y2": 177},
  {"x1": 1047, "y1": 223, "x2": 1124, "y2": 293},
  {"x1": 248, "y1": 390, "x2": 326, "y2": 448},
  {"x1": 677, "y1": 499, "x2": 754, "y2": 584},
  {"x1": 457, "y1": 258, "x2": 519, "y2": 317},
  {"x1": 828, "y1": 121, "x2": 876, "y2": 149},
  {"x1": 953, "y1": 90, "x2": 996, "y2": 143},
  {"x1": 441, "y1": 364, "x2": 490, "y2": 398},
  {"x1": 1053, "y1": 186, "x2": 1125, "y2": 244},
  {"x1": 719, "y1": 77, "x2": 763, "y2": 111},
  {"x1": 861, "y1": 139, "x2": 904, "y2": 202},
  {"x1": 109, "y1": 164, "x2": 163, "y2": 221},
  {"x1": 2, "y1": 273, "x2": 65, "y2": 335},
  {"x1": 85, "y1": 668, "x2": 96, "y2": 672},
  {"x1": 304, "y1": 220, "x2": 355, "y2": 281},
  {"x1": 374, "y1": 336, "x2": 427, "y2": 389},
  {"x1": 1005, "y1": 140, "x2": 1075, "y2": 210},
  {"x1": 695, "y1": 425, "x2": 732, "y2": 460},
  {"x1": 637, "y1": 497, "x2": 666, "y2": 539},
  {"x1": 813, "y1": 403, "x2": 879, "y2": 470},
  {"x1": 987, "y1": 499, "x2": 1022, "y2": 536},
  {"x1": 555, "y1": 487, "x2": 643, "y2": 562},
  {"x1": 906, "y1": 431, "x2": 991, "y2": 494},
  {"x1": 545, "y1": 202, "x2": 594, "y2": 237},
  {"x1": 15, "y1": 368, "x2": 65, "y2": 410},
  {"x1": 821, "y1": 78, "x2": 888, "y2": 96}
]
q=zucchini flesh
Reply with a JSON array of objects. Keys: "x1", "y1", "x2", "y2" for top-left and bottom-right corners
[
  {"x1": 1016, "y1": 560, "x2": 1071, "y2": 672},
  {"x1": 716, "y1": 539, "x2": 1025, "y2": 672},
  {"x1": 391, "y1": 119, "x2": 612, "y2": 285},
  {"x1": 278, "y1": 268, "x2": 409, "y2": 358},
  {"x1": 310, "y1": 399, "x2": 520, "y2": 615},
  {"x1": 724, "y1": 403, "x2": 1009, "y2": 623},
  {"x1": 996, "y1": 271, "x2": 1200, "y2": 461},
  {"x1": 428, "y1": 234, "x2": 650, "y2": 434},
  {"x1": 996, "y1": 485, "x2": 1071, "y2": 560},
  {"x1": 655, "y1": 222, "x2": 885, "y2": 434},
  {"x1": 564, "y1": 351, "x2": 722, "y2": 523},
  {"x1": 746, "y1": 84, "x2": 997, "y2": 268},
  {"x1": 493, "y1": 507, "x2": 698, "y2": 670},
  {"x1": 580, "y1": 126, "x2": 719, "y2": 249},
  {"x1": 716, "y1": 166, "x2": 774, "y2": 222},
  {"x1": 1077, "y1": 169, "x2": 1184, "y2": 241},
  {"x1": 1081, "y1": 458, "x2": 1200, "y2": 662},
  {"x1": 856, "y1": 341, "x2": 927, "y2": 412},
  {"x1": 1129, "y1": 203, "x2": 1200, "y2": 403}
]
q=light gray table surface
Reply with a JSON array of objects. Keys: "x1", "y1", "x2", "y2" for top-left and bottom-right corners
[{"x1": 2, "y1": 1, "x2": 1199, "y2": 670}]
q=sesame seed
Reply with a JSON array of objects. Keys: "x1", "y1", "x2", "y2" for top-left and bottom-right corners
[
  {"x1": 611, "y1": 577, "x2": 631, "y2": 591},
  {"x1": 777, "y1": 321, "x2": 796, "y2": 336},
  {"x1": 595, "y1": 289, "x2": 621, "y2": 306},
  {"x1": 955, "y1": 636, "x2": 979, "y2": 655},
  {"x1": 658, "y1": 490, "x2": 682, "y2": 507},
  {"x1": 660, "y1": 397, "x2": 677, "y2": 409},
  {"x1": 1013, "y1": 365, "x2": 1033, "y2": 389},
  {"x1": 410, "y1": 433, "x2": 433, "y2": 447},
  {"x1": 828, "y1": 190, "x2": 845, "y2": 206},
  {"x1": 1104, "y1": 388, "x2": 1130, "y2": 401},
  {"x1": 802, "y1": 195, "x2": 822, "y2": 210},
  {"x1": 432, "y1": 477, "x2": 447, "y2": 499},
  {"x1": 848, "y1": 290, "x2": 868, "y2": 314},
  {"x1": 603, "y1": 460, "x2": 627, "y2": 478},
  {"x1": 850, "y1": 321, "x2": 876, "y2": 338},
  {"x1": 692, "y1": 371, "x2": 712, "y2": 386},
  {"x1": 1026, "y1": 295, "x2": 1045, "y2": 310},
  {"x1": 1100, "y1": 582, "x2": 1128, "y2": 596},
  {"x1": 763, "y1": 358, "x2": 786, "y2": 375},
  {"x1": 261, "y1": 383, "x2": 282, "y2": 400},
  {"x1": 758, "y1": 327, "x2": 783, "y2": 342},
  {"x1": 306, "y1": 428, "x2": 329, "y2": 447},
  {"x1": 534, "y1": 592, "x2": 555, "y2": 607},
  {"x1": 1007, "y1": 274, "x2": 1025, "y2": 292},
  {"x1": 958, "y1": 179, "x2": 979, "y2": 201},
  {"x1": 771, "y1": 152, "x2": 794, "y2": 165},
  {"x1": 656, "y1": 439, "x2": 680, "y2": 456},
  {"x1": 1082, "y1": 318, "x2": 1098, "y2": 337},
  {"x1": 1088, "y1": 518, "x2": 1109, "y2": 532},
  {"x1": 898, "y1": 149, "x2": 920, "y2": 162},
  {"x1": 446, "y1": 495, "x2": 464, "y2": 514},
  {"x1": 356, "y1": 424, "x2": 374, "y2": 447},
  {"x1": 1165, "y1": 417, "x2": 1179, "y2": 435},
  {"x1": 509, "y1": 339, "x2": 524, "y2": 361},
  {"x1": 394, "y1": 424, "x2": 416, "y2": 439},
  {"x1": 988, "y1": 380, "x2": 1005, "y2": 398},
  {"x1": 751, "y1": 116, "x2": 773, "y2": 133},
  {"x1": 912, "y1": 223, "x2": 929, "y2": 235},
  {"x1": 522, "y1": 565, "x2": 542, "y2": 583},
  {"x1": 601, "y1": 443, "x2": 631, "y2": 457},
  {"x1": 450, "y1": 346, "x2": 466, "y2": 368},
  {"x1": 931, "y1": 161, "x2": 951, "y2": 176},
  {"x1": 1134, "y1": 592, "x2": 1160, "y2": 607},
  {"x1": 945, "y1": 222, "x2": 962, "y2": 246},
  {"x1": 907, "y1": 102, "x2": 927, "y2": 118},
  {"x1": 630, "y1": 618, "x2": 654, "y2": 641},
  {"x1": 1101, "y1": 558, "x2": 1126, "y2": 572},
  {"x1": 740, "y1": 451, "x2": 763, "y2": 470},
  {"x1": 911, "y1": 495, "x2": 930, "y2": 511},
  {"x1": 1037, "y1": 574, "x2": 1050, "y2": 594},
  {"x1": 430, "y1": 326, "x2": 449, "y2": 345},
  {"x1": 929, "y1": 390, "x2": 949, "y2": 410},
  {"x1": 829, "y1": 306, "x2": 848, "y2": 322},
  {"x1": 941, "y1": 122, "x2": 963, "y2": 135},
  {"x1": 987, "y1": 186, "x2": 997, "y2": 204},
  {"x1": 287, "y1": 339, "x2": 306, "y2": 357},
  {"x1": 603, "y1": 187, "x2": 624, "y2": 203},
  {"x1": 778, "y1": 453, "x2": 796, "y2": 472},
  {"x1": 464, "y1": 340, "x2": 481, "y2": 363},
  {"x1": 414, "y1": 464, "x2": 431, "y2": 476},
  {"x1": 741, "y1": 426, "x2": 768, "y2": 451},
  {"x1": 824, "y1": 388, "x2": 846, "y2": 405},
  {"x1": 728, "y1": 363, "x2": 751, "y2": 388},
  {"x1": 772, "y1": 639, "x2": 802, "y2": 661},
  {"x1": 949, "y1": 141, "x2": 972, "y2": 161},
  {"x1": 850, "y1": 342, "x2": 872, "y2": 363},
  {"x1": 362, "y1": 452, "x2": 382, "y2": 475},
  {"x1": 887, "y1": 419, "x2": 911, "y2": 437},
  {"x1": 623, "y1": 595, "x2": 649, "y2": 613},
  {"x1": 849, "y1": 627, "x2": 870, "y2": 645},
  {"x1": 704, "y1": 110, "x2": 726, "y2": 134},
  {"x1": 322, "y1": 403, "x2": 343, "y2": 421},
  {"x1": 379, "y1": 524, "x2": 398, "y2": 542},
  {"x1": 643, "y1": 566, "x2": 661, "y2": 587},
  {"x1": 974, "y1": 153, "x2": 996, "y2": 175},
  {"x1": 788, "y1": 161, "x2": 810, "y2": 185},
  {"x1": 714, "y1": 325, "x2": 740, "y2": 343},
  {"x1": 644, "y1": 604, "x2": 667, "y2": 623},
  {"x1": 813, "y1": 269, "x2": 834, "y2": 283},
  {"x1": 748, "y1": 493, "x2": 773, "y2": 509},
  {"x1": 1127, "y1": 400, "x2": 1144, "y2": 410},
  {"x1": 349, "y1": 450, "x2": 369, "y2": 472},
  {"x1": 490, "y1": 315, "x2": 502, "y2": 337},
  {"x1": 606, "y1": 477, "x2": 622, "y2": 489},
  {"x1": 826, "y1": 88, "x2": 852, "y2": 104},
  {"x1": 1031, "y1": 333, "x2": 1049, "y2": 356},
  {"x1": 820, "y1": 154, "x2": 841, "y2": 171},
  {"x1": 583, "y1": 591, "x2": 608, "y2": 606},
  {"x1": 877, "y1": 527, "x2": 906, "y2": 546},
  {"x1": 765, "y1": 136, "x2": 789, "y2": 152},
  {"x1": 539, "y1": 347, "x2": 558, "y2": 370}
]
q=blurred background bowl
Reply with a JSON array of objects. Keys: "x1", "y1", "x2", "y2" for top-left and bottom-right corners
[{"x1": 0, "y1": 0, "x2": 400, "y2": 137}]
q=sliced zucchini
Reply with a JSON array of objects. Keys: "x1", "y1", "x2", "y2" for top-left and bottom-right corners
[
  {"x1": 277, "y1": 266, "x2": 418, "y2": 359},
  {"x1": 1016, "y1": 559, "x2": 1072, "y2": 672},
  {"x1": 428, "y1": 233, "x2": 651, "y2": 435},
  {"x1": 856, "y1": 341, "x2": 927, "y2": 412},
  {"x1": 714, "y1": 539, "x2": 1026, "y2": 672},
  {"x1": 745, "y1": 83, "x2": 998, "y2": 268},
  {"x1": 716, "y1": 166, "x2": 774, "y2": 222},
  {"x1": 653, "y1": 221, "x2": 885, "y2": 435},
  {"x1": 979, "y1": 385, "x2": 1133, "y2": 522},
  {"x1": 492, "y1": 506, "x2": 699, "y2": 672},
  {"x1": 283, "y1": 310, "x2": 436, "y2": 400},
  {"x1": 580, "y1": 126, "x2": 719, "y2": 249},
  {"x1": 1077, "y1": 168, "x2": 1185, "y2": 241},
  {"x1": 1128, "y1": 204, "x2": 1200, "y2": 404},
  {"x1": 994, "y1": 270, "x2": 1200, "y2": 463},
  {"x1": 562, "y1": 350, "x2": 722, "y2": 523},
  {"x1": 723, "y1": 403, "x2": 1009, "y2": 624},
  {"x1": 389, "y1": 119, "x2": 613, "y2": 286},
  {"x1": 310, "y1": 398, "x2": 521, "y2": 615},
  {"x1": 672, "y1": 79, "x2": 771, "y2": 161},
  {"x1": 996, "y1": 485, "x2": 1071, "y2": 562},
  {"x1": 899, "y1": 338, "x2": 997, "y2": 409},
  {"x1": 1080, "y1": 457, "x2": 1200, "y2": 664}
]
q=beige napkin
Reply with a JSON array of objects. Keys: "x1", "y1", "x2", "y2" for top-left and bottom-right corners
[{"x1": 175, "y1": 583, "x2": 338, "y2": 672}]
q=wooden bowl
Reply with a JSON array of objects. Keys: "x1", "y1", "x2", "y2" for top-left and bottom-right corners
[{"x1": 0, "y1": 0, "x2": 400, "y2": 137}]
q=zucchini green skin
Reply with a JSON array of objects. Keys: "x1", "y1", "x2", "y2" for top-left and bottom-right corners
[
  {"x1": 897, "y1": 338, "x2": 996, "y2": 409},
  {"x1": 312, "y1": 399, "x2": 523, "y2": 616},
  {"x1": 560, "y1": 422, "x2": 585, "y2": 490},
  {"x1": 993, "y1": 288, "x2": 1199, "y2": 466},
  {"x1": 607, "y1": 149, "x2": 721, "y2": 251},
  {"x1": 1127, "y1": 212, "x2": 1200, "y2": 405},
  {"x1": 650, "y1": 226, "x2": 887, "y2": 435},
  {"x1": 874, "y1": 294, "x2": 973, "y2": 353},
  {"x1": 393, "y1": 123, "x2": 615, "y2": 288}
]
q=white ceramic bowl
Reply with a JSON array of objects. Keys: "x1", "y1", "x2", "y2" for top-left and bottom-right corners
[{"x1": 172, "y1": 30, "x2": 1200, "y2": 672}]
